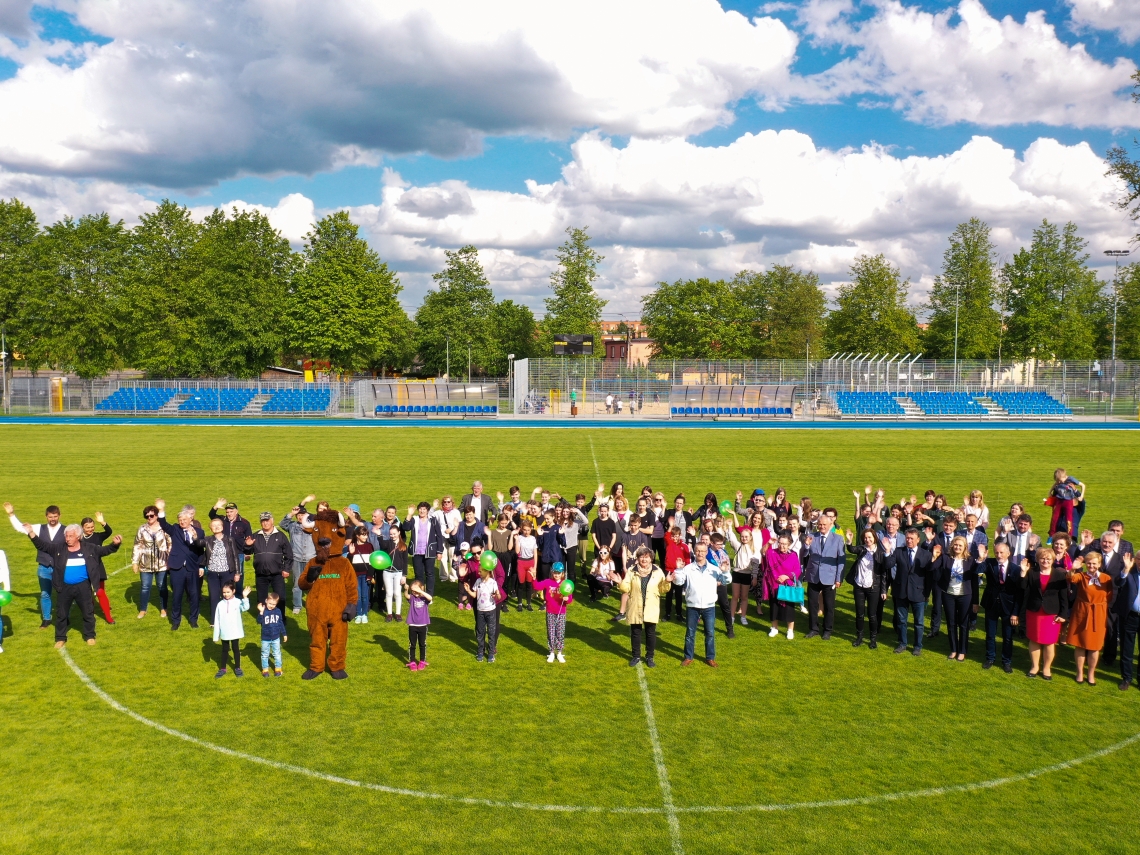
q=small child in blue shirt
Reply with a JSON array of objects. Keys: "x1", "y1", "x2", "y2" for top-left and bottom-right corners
[{"x1": 257, "y1": 592, "x2": 288, "y2": 677}]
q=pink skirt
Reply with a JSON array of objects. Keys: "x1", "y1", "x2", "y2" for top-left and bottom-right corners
[{"x1": 1026, "y1": 609, "x2": 1061, "y2": 646}]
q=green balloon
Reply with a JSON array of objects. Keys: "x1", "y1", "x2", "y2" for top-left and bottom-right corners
[
  {"x1": 480, "y1": 551, "x2": 498, "y2": 571},
  {"x1": 369, "y1": 551, "x2": 392, "y2": 571},
  {"x1": 719, "y1": 500, "x2": 733, "y2": 515},
  {"x1": 0, "y1": 590, "x2": 11, "y2": 607},
  {"x1": 558, "y1": 579, "x2": 575, "y2": 596}
]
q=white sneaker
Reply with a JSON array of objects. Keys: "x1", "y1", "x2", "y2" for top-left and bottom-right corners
[
  {"x1": 799, "y1": 605, "x2": 809, "y2": 614},
  {"x1": 0, "y1": 644, "x2": 4, "y2": 653},
  {"x1": 768, "y1": 627, "x2": 779, "y2": 637},
  {"x1": 786, "y1": 628, "x2": 794, "y2": 640},
  {"x1": 292, "y1": 608, "x2": 301, "y2": 615},
  {"x1": 556, "y1": 652, "x2": 566, "y2": 663},
  {"x1": 547, "y1": 652, "x2": 555, "y2": 663},
  {"x1": 362, "y1": 615, "x2": 369, "y2": 624}
]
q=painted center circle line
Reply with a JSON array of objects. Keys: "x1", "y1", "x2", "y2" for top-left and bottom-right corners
[{"x1": 61, "y1": 648, "x2": 1140, "y2": 814}]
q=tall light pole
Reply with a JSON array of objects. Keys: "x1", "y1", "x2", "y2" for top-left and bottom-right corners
[
  {"x1": 952, "y1": 278, "x2": 961, "y2": 391},
  {"x1": 445, "y1": 336, "x2": 450, "y2": 380},
  {"x1": 1105, "y1": 249, "x2": 1130, "y2": 411}
]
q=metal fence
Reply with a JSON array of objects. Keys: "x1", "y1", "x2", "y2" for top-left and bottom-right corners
[
  {"x1": 1, "y1": 377, "x2": 357, "y2": 417},
  {"x1": 514, "y1": 357, "x2": 1140, "y2": 420}
]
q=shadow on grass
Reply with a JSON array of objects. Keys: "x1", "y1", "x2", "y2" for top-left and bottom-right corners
[
  {"x1": 365, "y1": 631, "x2": 409, "y2": 663},
  {"x1": 497, "y1": 622, "x2": 548, "y2": 656}
]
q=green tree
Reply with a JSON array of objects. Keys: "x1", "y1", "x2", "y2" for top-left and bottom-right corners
[
  {"x1": 18, "y1": 213, "x2": 128, "y2": 377},
  {"x1": 640, "y1": 278, "x2": 748, "y2": 358},
  {"x1": 0, "y1": 199, "x2": 40, "y2": 352},
  {"x1": 489, "y1": 299, "x2": 536, "y2": 375},
  {"x1": 733, "y1": 266, "x2": 827, "y2": 358},
  {"x1": 1002, "y1": 220, "x2": 1102, "y2": 360},
  {"x1": 286, "y1": 211, "x2": 409, "y2": 374},
  {"x1": 824, "y1": 254, "x2": 921, "y2": 355},
  {"x1": 924, "y1": 218, "x2": 1001, "y2": 359},
  {"x1": 540, "y1": 226, "x2": 606, "y2": 356},
  {"x1": 414, "y1": 245, "x2": 498, "y2": 376},
  {"x1": 1109, "y1": 262, "x2": 1140, "y2": 359},
  {"x1": 120, "y1": 200, "x2": 205, "y2": 376},
  {"x1": 192, "y1": 207, "x2": 296, "y2": 377}
]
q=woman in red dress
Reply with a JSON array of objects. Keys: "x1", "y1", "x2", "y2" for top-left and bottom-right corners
[{"x1": 1018, "y1": 547, "x2": 1069, "y2": 680}]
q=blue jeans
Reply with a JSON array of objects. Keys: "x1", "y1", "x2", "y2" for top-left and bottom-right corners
[
  {"x1": 38, "y1": 565, "x2": 53, "y2": 620},
  {"x1": 356, "y1": 575, "x2": 370, "y2": 617},
  {"x1": 139, "y1": 571, "x2": 167, "y2": 612},
  {"x1": 895, "y1": 599, "x2": 926, "y2": 650},
  {"x1": 985, "y1": 609, "x2": 1014, "y2": 665},
  {"x1": 261, "y1": 638, "x2": 282, "y2": 671},
  {"x1": 684, "y1": 605, "x2": 716, "y2": 661}
]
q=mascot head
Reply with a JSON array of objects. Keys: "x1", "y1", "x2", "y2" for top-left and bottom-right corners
[{"x1": 312, "y1": 508, "x2": 347, "y2": 554}]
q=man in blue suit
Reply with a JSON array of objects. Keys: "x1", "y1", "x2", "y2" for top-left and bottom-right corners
[
  {"x1": 1114, "y1": 552, "x2": 1139, "y2": 691},
  {"x1": 885, "y1": 528, "x2": 934, "y2": 656},
  {"x1": 801, "y1": 508, "x2": 845, "y2": 639}
]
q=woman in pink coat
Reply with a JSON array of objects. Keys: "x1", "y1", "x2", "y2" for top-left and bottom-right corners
[{"x1": 762, "y1": 533, "x2": 802, "y2": 639}]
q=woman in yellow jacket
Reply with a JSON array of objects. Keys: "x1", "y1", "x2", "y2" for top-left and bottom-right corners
[{"x1": 618, "y1": 546, "x2": 671, "y2": 668}]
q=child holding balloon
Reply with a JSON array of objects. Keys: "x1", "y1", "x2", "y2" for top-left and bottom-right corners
[
  {"x1": 347, "y1": 526, "x2": 375, "y2": 624},
  {"x1": 377, "y1": 530, "x2": 406, "y2": 622},
  {"x1": 534, "y1": 563, "x2": 574, "y2": 663},
  {"x1": 464, "y1": 560, "x2": 501, "y2": 662}
]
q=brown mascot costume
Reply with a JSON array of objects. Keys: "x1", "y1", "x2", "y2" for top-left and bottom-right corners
[{"x1": 299, "y1": 521, "x2": 357, "y2": 680}]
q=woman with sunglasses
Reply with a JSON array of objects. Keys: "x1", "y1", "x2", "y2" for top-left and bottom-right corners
[{"x1": 132, "y1": 505, "x2": 171, "y2": 620}]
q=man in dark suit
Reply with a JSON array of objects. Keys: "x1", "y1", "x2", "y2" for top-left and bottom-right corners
[
  {"x1": 1114, "y1": 552, "x2": 1139, "y2": 691},
  {"x1": 884, "y1": 528, "x2": 933, "y2": 655},
  {"x1": 996, "y1": 513, "x2": 1041, "y2": 570},
  {"x1": 981, "y1": 541, "x2": 1021, "y2": 672},
  {"x1": 801, "y1": 509, "x2": 845, "y2": 639},
  {"x1": 156, "y1": 500, "x2": 205, "y2": 630},
  {"x1": 25, "y1": 521, "x2": 121, "y2": 647},
  {"x1": 922, "y1": 516, "x2": 961, "y2": 638},
  {"x1": 460, "y1": 481, "x2": 499, "y2": 527},
  {"x1": 1107, "y1": 521, "x2": 1133, "y2": 558}
]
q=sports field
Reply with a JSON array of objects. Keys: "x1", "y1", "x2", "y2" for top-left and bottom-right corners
[{"x1": 1, "y1": 423, "x2": 1138, "y2": 855}]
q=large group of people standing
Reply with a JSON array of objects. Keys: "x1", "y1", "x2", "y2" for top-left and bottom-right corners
[{"x1": 2, "y1": 468, "x2": 1138, "y2": 692}]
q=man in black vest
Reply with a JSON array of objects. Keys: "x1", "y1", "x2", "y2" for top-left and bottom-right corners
[{"x1": 6, "y1": 502, "x2": 65, "y2": 628}]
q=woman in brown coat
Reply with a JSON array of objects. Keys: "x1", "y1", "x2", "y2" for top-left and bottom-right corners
[{"x1": 1066, "y1": 551, "x2": 1129, "y2": 685}]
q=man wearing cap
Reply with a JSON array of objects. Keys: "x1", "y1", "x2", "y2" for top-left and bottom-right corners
[
  {"x1": 242, "y1": 512, "x2": 294, "y2": 613},
  {"x1": 281, "y1": 504, "x2": 316, "y2": 615},
  {"x1": 210, "y1": 499, "x2": 254, "y2": 587}
]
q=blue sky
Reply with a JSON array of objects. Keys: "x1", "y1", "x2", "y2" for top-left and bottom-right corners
[{"x1": 0, "y1": 0, "x2": 1136, "y2": 312}]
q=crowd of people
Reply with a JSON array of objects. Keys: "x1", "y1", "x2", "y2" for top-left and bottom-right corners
[{"x1": 2, "y1": 468, "x2": 1138, "y2": 691}]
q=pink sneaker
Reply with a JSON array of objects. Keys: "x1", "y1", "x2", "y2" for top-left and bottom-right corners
[
  {"x1": 406, "y1": 661, "x2": 417, "y2": 671},
  {"x1": 417, "y1": 661, "x2": 427, "y2": 670}
]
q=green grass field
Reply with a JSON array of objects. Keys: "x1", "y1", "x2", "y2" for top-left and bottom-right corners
[{"x1": 1, "y1": 424, "x2": 1138, "y2": 855}]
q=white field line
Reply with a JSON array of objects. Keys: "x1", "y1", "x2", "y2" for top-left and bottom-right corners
[
  {"x1": 108, "y1": 563, "x2": 133, "y2": 577},
  {"x1": 58, "y1": 631, "x2": 1140, "y2": 818},
  {"x1": 636, "y1": 662, "x2": 684, "y2": 854},
  {"x1": 58, "y1": 647, "x2": 659, "y2": 815},
  {"x1": 588, "y1": 434, "x2": 601, "y2": 484}
]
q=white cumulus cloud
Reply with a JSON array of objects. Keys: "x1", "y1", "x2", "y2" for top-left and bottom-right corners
[
  {"x1": 798, "y1": 0, "x2": 1139, "y2": 127},
  {"x1": 0, "y1": 0, "x2": 798, "y2": 186},
  {"x1": 1067, "y1": 0, "x2": 1140, "y2": 43}
]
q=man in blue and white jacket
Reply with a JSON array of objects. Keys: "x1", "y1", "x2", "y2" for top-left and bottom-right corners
[{"x1": 670, "y1": 543, "x2": 729, "y2": 667}]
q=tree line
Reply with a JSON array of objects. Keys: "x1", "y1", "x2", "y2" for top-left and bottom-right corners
[
  {"x1": 0, "y1": 199, "x2": 605, "y2": 378},
  {"x1": 642, "y1": 217, "x2": 1140, "y2": 362},
  {"x1": 2, "y1": 196, "x2": 1138, "y2": 380}
]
